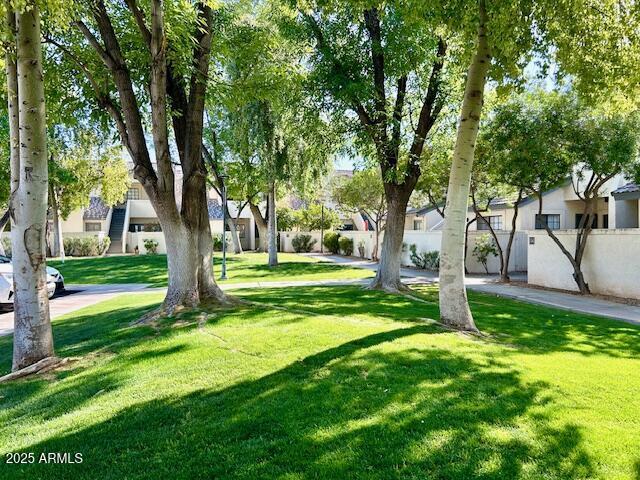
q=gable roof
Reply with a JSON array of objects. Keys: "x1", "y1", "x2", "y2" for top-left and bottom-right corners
[
  {"x1": 83, "y1": 197, "x2": 110, "y2": 220},
  {"x1": 612, "y1": 182, "x2": 639, "y2": 195},
  {"x1": 207, "y1": 198, "x2": 224, "y2": 220}
]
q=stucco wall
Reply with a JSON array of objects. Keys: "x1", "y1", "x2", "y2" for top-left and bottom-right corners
[
  {"x1": 61, "y1": 209, "x2": 87, "y2": 233},
  {"x1": 528, "y1": 229, "x2": 640, "y2": 299},
  {"x1": 128, "y1": 232, "x2": 166, "y2": 254},
  {"x1": 615, "y1": 199, "x2": 639, "y2": 228},
  {"x1": 279, "y1": 229, "x2": 528, "y2": 274}
]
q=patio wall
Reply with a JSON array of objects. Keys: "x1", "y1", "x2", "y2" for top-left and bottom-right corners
[
  {"x1": 528, "y1": 229, "x2": 640, "y2": 298},
  {"x1": 280, "y1": 229, "x2": 528, "y2": 274}
]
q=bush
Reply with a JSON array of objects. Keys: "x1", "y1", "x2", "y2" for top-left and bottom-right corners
[
  {"x1": 63, "y1": 236, "x2": 111, "y2": 257},
  {"x1": 1, "y1": 237, "x2": 11, "y2": 257},
  {"x1": 409, "y1": 244, "x2": 440, "y2": 271},
  {"x1": 292, "y1": 234, "x2": 316, "y2": 253},
  {"x1": 143, "y1": 238, "x2": 159, "y2": 255},
  {"x1": 338, "y1": 236, "x2": 354, "y2": 256},
  {"x1": 212, "y1": 233, "x2": 231, "y2": 252},
  {"x1": 322, "y1": 232, "x2": 340, "y2": 254},
  {"x1": 472, "y1": 234, "x2": 499, "y2": 273}
]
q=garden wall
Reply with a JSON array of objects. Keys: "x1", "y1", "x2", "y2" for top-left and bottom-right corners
[
  {"x1": 528, "y1": 229, "x2": 640, "y2": 298},
  {"x1": 280, "y1": 229, "x2": 528, "y2": 274}
]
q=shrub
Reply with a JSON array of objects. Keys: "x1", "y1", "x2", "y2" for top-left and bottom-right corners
[
  {"x1": 322, "y1": 232, "x2": 340, "y2": 254},
  {"x1": 357, "y1": 241, "x2": 366, "y2": 258},
  {"x1": 292, "y1": 234, "x2": 316, "y2": 253},
  {"x1": 1, "y1": 237, "x2": 11, "y2": 257},
  {"x1": 212, "y1": 233, "x2": 231, "y2": 252},
  {"x1": 338, "y1": 236, "x2": 354, "y2": 256},
  {"x1": 143, "y1": 238, "x2": 159, "y2": 255},
  {"x1": 409, "y1": 244, "x2": 440, "y2": 271},
  {"x1": 472, "y1": 234, "x2": 499, "y2": 273},
  {"x1": 63, "y1": 236, "x2": 111, "y2": 257}
]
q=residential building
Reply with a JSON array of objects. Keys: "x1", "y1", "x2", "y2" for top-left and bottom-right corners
[{"x1": 53, "y1": 177, "x2": 260, "y2": 255}]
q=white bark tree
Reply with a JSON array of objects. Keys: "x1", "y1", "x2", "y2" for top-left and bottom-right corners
[
  {"x1": 6, "y1": 2, "x2": 55, "y2": 370},
  {"x1": 439, "y1": 0, "x2": 491, "y2": 331}
]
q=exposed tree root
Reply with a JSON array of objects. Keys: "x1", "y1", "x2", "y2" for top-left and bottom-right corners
[
  {"x1": 132, "y1": 293, "x2": 247, "y2": 326},
  {"x1": 0, "y1": 356, "x2": 73, "y2": 383},
  {"x1": 366, "y1": 278, "x2": 413, "y2": 294}
]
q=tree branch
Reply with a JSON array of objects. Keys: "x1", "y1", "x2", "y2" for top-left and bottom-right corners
[
  {"x1": 408, "y1": 38, "x2": 447, "y2": 173},
  {"x1": 124, "y1": 0, "x2": 151, "y2": 48},
  {"x1": 363, "y1": 8, "x2": 387, "y2": 127},
  {"x1": 391, "y1": 75, "x2": 407, "y2": 157}
]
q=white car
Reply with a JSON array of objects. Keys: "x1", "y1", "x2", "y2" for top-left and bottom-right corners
[{"x1": 0, "y1": 255, "x2": 65, "y2": 309}]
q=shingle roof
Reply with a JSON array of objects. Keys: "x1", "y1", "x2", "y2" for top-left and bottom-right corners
[
  {"x1": 207, "y1": 198, "x2": 224, "y2": 220},
  {"x1": 612, "y1": 183, "x2": 640, "y2": 195},
  {"x1": 83, "y1": 197, "x2": 110, "y2": 220}
]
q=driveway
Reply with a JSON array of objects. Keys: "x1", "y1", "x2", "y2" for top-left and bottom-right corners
[{"x1": 0, "y1": 284, "x2": 150, "y2": 337}]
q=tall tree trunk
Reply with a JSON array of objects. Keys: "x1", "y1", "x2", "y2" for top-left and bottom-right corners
[
  {"x1": 267, "y1": 181, "x2": 278, "y2": 267},
  {"x1": 225, "y1": 204, "x2": 242, "y2": 254},
  {"x1": 474, "y1": 208, "x2": 504, "y2": 275},
  {"x1": 572, "y1": 197, "x2": 596, "y2": 294},
  {"x1": 439, "y1": 0, "x2": 490, "y2": 331},
  {"x1": 463, "y1": 217, "x2": 476, "y2": 274},
  {"x1": 195, "y1": 187, "x2": 226, "y2": 302},
  {"x1": 369, "y1": 186, "x2": 410, "y2": 291},
  {"x1": 163, "y1": 221, "x2": 199, "y2": 309},
  {"x1": 373, "y1": 222, "x2": 380, "y2": 261},
  {"x1": 49, "y1": 185, "x2": 65, "y2": 260},
  {"x1": 501, "y1": 189, "x2": 524, "y2": 282},
  {"x1": 10, "y1": 4, "x2": 55, "y2": 370},
  {"x1": 536, "y1": 194, "x2": 591, "y2": 294},
  {"x1": 249, "y1": 201, "x2": 268, "y2": 253}
]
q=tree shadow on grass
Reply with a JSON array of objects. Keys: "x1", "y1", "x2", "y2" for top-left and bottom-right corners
[
  {"x1": 5, "y1": 323, "x2": 594, "y2": 480},
  {"x1": 239, "y1": 285, "x2": 640, "y2": 359}
]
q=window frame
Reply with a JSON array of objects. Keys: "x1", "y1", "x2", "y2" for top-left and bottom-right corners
[
  {"x1": 477, "y1": 215, "x2": 503, "y2": 231},
  {"x1": 535, "y1": 214, "x2": 561, "y2": 230},
  {"x1": 85, "y1": 222, "x2": 102, "y2": 232}
]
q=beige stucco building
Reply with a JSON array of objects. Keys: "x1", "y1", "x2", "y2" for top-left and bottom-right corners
[{"x1": 51, "y1": 178, "x2": 261, "y2": 255}]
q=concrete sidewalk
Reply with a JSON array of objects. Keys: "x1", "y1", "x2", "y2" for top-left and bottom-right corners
[
  {"x1": 0, "y1": 284, "x2": 150, "y2": 336},
  {"x1": 309, "y1": 253, "x2": 640, "y2": 325}
]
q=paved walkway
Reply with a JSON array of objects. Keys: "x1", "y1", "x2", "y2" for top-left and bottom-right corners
[
  {"x1": 309, "y1": 254, "x2": 640, "y2": 325},
  {"x1": 2, "y1": 255, "x2": 639, "y2": 336},
  {"x1": 0, "y1": 284, "x2": 150, "y2": 337}
]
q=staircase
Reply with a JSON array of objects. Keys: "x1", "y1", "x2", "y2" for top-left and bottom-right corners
[{"x1": 107, "y1": 208, "x2": 126, "y2": 254}]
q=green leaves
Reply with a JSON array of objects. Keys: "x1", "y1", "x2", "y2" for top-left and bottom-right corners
[
  {"x1": 480, "y1": 90, "x2": 640, "y2": 197},
  {"x1": 49, "y1": 131, "x2": 130, "y2": 219}
]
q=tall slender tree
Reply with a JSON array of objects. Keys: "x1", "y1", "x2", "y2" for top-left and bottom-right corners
[
  {"x1": 4, "y1": 0, "x2": 55, "y2": 370},
  {"x1": 439, "y1": 0, "x2": 491, "y2": 331}
]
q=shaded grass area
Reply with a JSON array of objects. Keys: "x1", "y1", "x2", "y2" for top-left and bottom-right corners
[
  {"x1": 48, "y1": 253, "x2": 373, "y2": 287},
  {"x1": 1, "y1": 285, "x2": 640, "y2": 479}
]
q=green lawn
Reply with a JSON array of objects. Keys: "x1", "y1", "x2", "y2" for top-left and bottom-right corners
[
  {"x1": 2, "y1": 285, "x2": 640, "y2": 479},
  {"x1": 48, "y1": 252, "x2": 373, "y2": 286}
]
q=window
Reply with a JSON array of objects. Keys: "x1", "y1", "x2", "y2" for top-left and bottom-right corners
[
  {"x1": 413, "y1": 219, "x2": 423, "y2": 230},
  {"x1": 575, "y1": 214, "x2": 598, "y2": 229},
  {"x1": 535, "y1": 214, "x2": 560, "y2": 230},
  {"x1": 85, "y1": 222, "x2": 102, "y2": 232},
  {"x1": 126, "y1": 188, "x2": 140, "y2": 200},
  {"x1": 477, "y1": 215, "x2": 503, "y2": 231},
  {"x1": 129, "y1": 223, "x2": 161, "y2": 232}
]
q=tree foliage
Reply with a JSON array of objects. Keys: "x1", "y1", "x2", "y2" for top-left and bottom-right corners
[{"x1": 49, "y1": 133, "x2": 130, "y2": 219}]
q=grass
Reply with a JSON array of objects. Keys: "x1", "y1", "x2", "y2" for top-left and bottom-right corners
[
  {"x1": 2, "y1": 284, "x2": 640, "y2": 479},
  {"x1": 48, "y1": 252, "x2": 373, "y2": 287}
]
